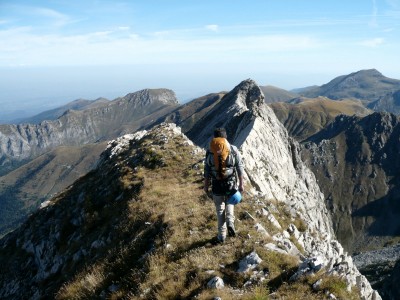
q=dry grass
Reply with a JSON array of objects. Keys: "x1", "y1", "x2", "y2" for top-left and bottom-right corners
[
  {"x1": 57, "y1": 265, "x2": 106, "y2": 299},
  {"x1": 54, "y1": 127, "x2": 361, "y2": 300}
]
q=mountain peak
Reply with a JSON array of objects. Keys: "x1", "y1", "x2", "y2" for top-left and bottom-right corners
[
  {"x1": 231, "y1": 78, "x2": 265, "y2": 108},
  {"x1": 301, "y1": 69, "x2": 400, "y2": 102},
  {"x1": 122, "y1": 88, "x2": 179, "y2": 106},
  {"x1": 354, "y1": 68, "x2": 383, "y2": 77},
  {"x1": 186, "y1": 79, "x2": 265, "y2": 146}
]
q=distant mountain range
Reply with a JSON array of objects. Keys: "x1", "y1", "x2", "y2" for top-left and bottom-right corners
[
  {"x1": 269, "y1": 97, "x2": 372, "y2": 141},
  {"x1": 12, "y1": 98, "x2": 110, "y2": 124},
  {"x1": 299, "y1": 69, "x2": 400, "y2": 109},
  {"x1": 260, "y1": 85, "x2": 298, "y2": 103}
]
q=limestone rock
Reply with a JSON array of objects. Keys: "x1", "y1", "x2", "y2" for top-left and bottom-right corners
[
  {"x1": 238, "y1": 251, "x2": 262, "y2": 273},
  {"x1": 207, "y1": 276, "x2": 224, "y2": 289}
]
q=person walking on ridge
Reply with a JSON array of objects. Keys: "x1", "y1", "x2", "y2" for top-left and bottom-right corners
[{"x1": 204, "y1": 128, "x2": 244, "y2": 243}]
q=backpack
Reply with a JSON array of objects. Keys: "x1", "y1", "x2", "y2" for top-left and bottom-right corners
[{"x1": 208, "y1": 137, "x2": 235, "y2": 180}]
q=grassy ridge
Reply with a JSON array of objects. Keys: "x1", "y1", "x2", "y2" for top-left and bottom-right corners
[{"x1": 54, "y1": 126, "x2": 359, "y2": 299}]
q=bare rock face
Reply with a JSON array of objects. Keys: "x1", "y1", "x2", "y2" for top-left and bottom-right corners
[
  {"x1": 191, "y1": 79, "x2": 380, "y2": 299},
  {"x1": 187, "y1": 79, "x2": 263, "y2": 147}
]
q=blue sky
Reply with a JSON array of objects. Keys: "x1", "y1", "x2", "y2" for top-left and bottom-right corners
[{"x1": 1, "y1": 0, "x2": 400, "y2": 120}]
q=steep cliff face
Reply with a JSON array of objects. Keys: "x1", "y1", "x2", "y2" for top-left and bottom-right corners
[
  {"x1": 190, "y1": 79, "x2": 379, "y2": 299},
  {"x1": 0, "y1": 88, "x2": 179, "y2": 175},
  {"x1": 302, "y1": 112, "x2": 400, "y2": 252}
]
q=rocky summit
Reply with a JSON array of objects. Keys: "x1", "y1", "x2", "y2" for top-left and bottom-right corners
[
  {"x1": 0, "y1": 80, "x2": 380, "y2": 299},
  {"x1": 300, "y1": 69, "x2": 400, "y2": 104}
]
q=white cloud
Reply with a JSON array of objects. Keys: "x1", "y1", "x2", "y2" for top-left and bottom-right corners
[
  {"x1": 205, "y1": 24, "x2": 219, "y2": 32},
  {"x1": 0, "y1": 27, "x2": 323, "y2": 67},
  {"x1": 359, "y1": 37, "x2": 385, "y2": 47},
  {"x1": 118, "y1": 26, "x2": 130, "y2": 30},
  {"x1": 93, "y1": 31, "x2": 113, "y2": 37}
]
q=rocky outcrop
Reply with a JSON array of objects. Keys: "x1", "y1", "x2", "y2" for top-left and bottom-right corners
[
  {"x1": 0, "y1": 88, "x2": 179, "y2": 176},
  {"x1": 190, "y1": 79, "x2": 380, "y2": 299}
]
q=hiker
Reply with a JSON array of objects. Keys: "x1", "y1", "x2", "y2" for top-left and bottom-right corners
[{"x1": 204, "y1": 128, "x2": 244, "y2": 243}]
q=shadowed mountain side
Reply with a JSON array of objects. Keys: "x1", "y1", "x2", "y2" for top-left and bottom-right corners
[
  {"x1": 260, "y1": 85, "x2": 297, "y2": 103},
  {"x1": 270, "y1": 97, "x2": 372, "y2": 141},
  {"x1": 352, "y1": 185, "x2": 400, "y2": 237},
  {"x1": 0, "y1": 142, "x2": 107, "y2": 237},
  {"x1": 368, "y1": 90, "x2": 400, "y2": 115},
  {"x1": 300, "y1": 69, "x2": 400, "y2": 105},
  {"x1": 302, "y1": 112, "x2": 400, "y2": 252},
  {"x1": 12, "y1": 98, "x2": 110, "y2": 125},
  {"x1": 380, "y1": 259, "x2": 400, "y2": 300},
  {"x1": 147, "y1": 93, "x2": 226, "y2": 133}
]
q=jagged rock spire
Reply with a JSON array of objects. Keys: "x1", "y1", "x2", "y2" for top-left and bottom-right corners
[{"x1": 187, "y1": 78, "x2": 266, "y2": 147}]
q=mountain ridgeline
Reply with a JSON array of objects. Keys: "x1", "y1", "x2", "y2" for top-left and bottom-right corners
[
  {"x1": 0, "y1": 81, "x2": 379, "y2": 299},
  {"x1": 300, "y1": 69, "x2": 400, "y2": 104},
  {"x1": 0, "y1": 88, "x2": 179, "y2": 176}
]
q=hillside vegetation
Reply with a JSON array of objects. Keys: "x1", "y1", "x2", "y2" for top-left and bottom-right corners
[
  {"x1": 0, "y1": 142, "x2": 106, "y2": 237},
  {"x1": 0, "y1": 124, "x2": 359, "y2": 299},
  {"x1": 270, "y1": 97, "x2": 372, "y2": 141}
]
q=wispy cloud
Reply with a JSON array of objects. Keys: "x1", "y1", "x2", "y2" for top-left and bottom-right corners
[
  {"x1": 205, "y1": 24, "x2": 219, "y2": 32},
  {"x1": 359, "y1": 37, "x2": 385, "y2": 47},
  {"x1": 0, "y1": 24, "x2": 322, "y2": 67},
  {"x1": 2, "y1": 4, "x2": 76, "y2": 29},
  {"x1": 370, "y1": 0, "x2": 379, "y2": 27},
  {"x1": 31, "y1": 7, "x2": 72, "y2": 27}
]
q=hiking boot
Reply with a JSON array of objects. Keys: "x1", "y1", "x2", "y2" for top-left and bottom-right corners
[
  {"x1": 227, "y1": 223, "x2": 236, "y2": 237},
  {"x1": 212, "y1": 236, "x2": 225, "y2": 245}
]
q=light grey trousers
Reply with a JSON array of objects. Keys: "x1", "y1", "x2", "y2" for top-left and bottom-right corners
[{"x1": 213, "y1": 194, "x2": 235, "y2": 241}]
